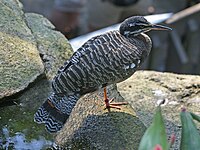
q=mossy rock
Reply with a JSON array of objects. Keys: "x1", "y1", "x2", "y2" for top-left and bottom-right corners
[
  {"x1": 0, "y1": 1, "x2": 44, "y2": 100},
  {"x1": 25, "y1": 13, "x2": 73, "y2": 79},
  {"x1": 0, "y1": 31, "x2": 44, "y2": 100},
  {"x1": 0, "y1": 0, "x2": 34, "y2": 41},
  {"x1": 0, "y1": 0, "x2": 73, "y2": 100},
  {"x1": 0, "y1": 78, "x2": 54, "y2": 149},
  {"x1": 0, "y1": 0, "x2": 73, "y2": 149}
]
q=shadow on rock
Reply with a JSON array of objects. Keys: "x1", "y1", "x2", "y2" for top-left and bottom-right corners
[{"x1": 55, "y1": 98, "x2": 146, "y2": 150}]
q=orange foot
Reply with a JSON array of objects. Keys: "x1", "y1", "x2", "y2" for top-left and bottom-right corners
[{"x1": 103, "y1": 87, "x2": 128, "y2": 111}]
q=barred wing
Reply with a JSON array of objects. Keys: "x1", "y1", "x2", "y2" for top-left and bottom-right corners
[{"x1": 52, "y1": 31, "x2": 144, "y2": 95}]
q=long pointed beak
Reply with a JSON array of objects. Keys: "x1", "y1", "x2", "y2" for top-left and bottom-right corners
[{"x1": 150, "y1": 24, "x2": 172, "y2": 31}]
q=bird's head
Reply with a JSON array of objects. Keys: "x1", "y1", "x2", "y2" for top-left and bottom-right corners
[{"x1": 119, "y1": 16, "x2": 172, "y2": 37}]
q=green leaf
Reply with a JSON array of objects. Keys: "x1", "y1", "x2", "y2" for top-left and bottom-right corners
[
  {"x1": 190, "y1": 112, "x2": 200, "y2": 122},
  {"x1": 180, "y1": 110, "x2": 200, "y2": 150},
  {"x1": 138, "y1": 106, "x2": 168, "y2": 150}
]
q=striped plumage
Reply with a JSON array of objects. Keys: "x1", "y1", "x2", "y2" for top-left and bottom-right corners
[
  {"x1": 53, "y1": 30, "x2": 151, "y2": 95},
  {"x1": 34, "y1": 16, "x2": 171, "y2": 133}
]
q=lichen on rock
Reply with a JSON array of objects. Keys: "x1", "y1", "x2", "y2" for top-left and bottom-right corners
[
  {"x1": 0, "y1": 27, "x2": 44, "y2": 100},
  {"x1": 0, "y1": 0, "x2": 73, "y2": 100}
]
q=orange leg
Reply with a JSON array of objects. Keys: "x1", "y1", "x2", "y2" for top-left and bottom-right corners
[{"x1": 104, "y1": 87, "x2": 128, "y2": 111}]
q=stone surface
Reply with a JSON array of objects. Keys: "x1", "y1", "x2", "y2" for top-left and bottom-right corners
[
  {"x1": 117, "y1": 71, "x2": 200, "y2": 126},
  {"x1": 0, "y1": 0, "x2": 34, "y2": 41},
  {"x1": 0, "y1": 0, "x2": 73, "y2": 149},
  {"x1": 55, "y1": 85, "x2": 146, "y2": 150},
  {"x1": 55, "y1": 71, "x2": 200, "y2": 150},
  {"x1": 0, "y1": 0, "x2": 73, "y2": 100},
  {"x1": 25, "y1": 13, "x2": 73, "y2": 79},
  {"x1": 117, "y1": 71, "x2": 200, "y2": 149},
  {"x1": 0, "y1": 1, "x2": 44, "y2": 100}
]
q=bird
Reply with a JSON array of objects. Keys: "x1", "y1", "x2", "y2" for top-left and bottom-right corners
[{"x1": 34, "y1": 16, "x2": 171, "y2": 133}]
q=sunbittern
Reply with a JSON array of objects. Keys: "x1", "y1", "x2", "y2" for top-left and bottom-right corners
[{"x1": 34, "y1": 16, "x2": 171, "y2": 133}]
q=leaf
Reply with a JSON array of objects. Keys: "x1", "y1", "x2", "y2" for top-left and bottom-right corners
[
  {"x1": 138, "y1": 106, "x2": 168, "y2": 150},
  {"x1": 180, "y1": 109, "x2": 200, "y2": 150},
  {"x1": 190, "y1": 112, "x2": 200, "y2": 122}
]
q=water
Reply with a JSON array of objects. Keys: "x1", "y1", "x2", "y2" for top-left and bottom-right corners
[{"x1": 0, "y1": 127, "x2": 53, "y2": 150}]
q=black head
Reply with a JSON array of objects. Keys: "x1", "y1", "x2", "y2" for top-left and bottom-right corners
[{"x1": 119, "y1": 16, "x2": 172, "y2": 37}]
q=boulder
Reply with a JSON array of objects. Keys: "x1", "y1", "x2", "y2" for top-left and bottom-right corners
[
  {"x1": 25, "y1": 13, "x2": 73, "y2": 79},
  {"x1": 0, "y1": 0, "x2": 73, "y2": 149},
  {"x1": 55, "y1": 85, "x2": 146, "y2": 150},
  {"x1": 117, "y1": 71, "x2": 200, "y2": 149},
  {"x1": 117, "y1": 71, "x2": 200, "y2": 126},
  {"x1": 55, "y1": 71, "x2": 200, "y2": 150},
  {"x1": 0, "y1": 0, "x2": 73, "y2": 101},
  {"x1": 0, "y1": 1, "x2": 44, "y2": 100}
]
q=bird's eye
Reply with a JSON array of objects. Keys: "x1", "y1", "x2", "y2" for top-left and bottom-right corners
[{"x1": 137, "y1": 23, "x2": 147, "y2": 28}]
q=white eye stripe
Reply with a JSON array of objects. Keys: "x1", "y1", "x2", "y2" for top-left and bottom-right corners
[
  {"x1": 136, "y1": 23, "x2": 147, "y2": 26},
  {"x1": 124, "y1": 29, "x2": 142, "y2": 35},
  {"x1": 129, "y1": 23, "x2": 147, "y2": 27}
]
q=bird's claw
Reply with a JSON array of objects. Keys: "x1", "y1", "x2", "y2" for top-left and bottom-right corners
[{"x1": 104, "y1": 98, "x2": 128, "y2": 111}]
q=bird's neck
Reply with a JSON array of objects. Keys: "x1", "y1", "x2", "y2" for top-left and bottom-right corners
[
  {"x1": 129, "y1": 32, "x2": 151, "y2": 49},
  {"x1": 127, "y1": 33, "x2": 152, "y2": 62}
]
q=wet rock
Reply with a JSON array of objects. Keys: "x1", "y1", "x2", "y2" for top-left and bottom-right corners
[{"x1": 0, "y1": 78, "x2": 54, "y2": 149}]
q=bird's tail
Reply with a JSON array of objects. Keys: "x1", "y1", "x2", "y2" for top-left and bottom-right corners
[{"x1": 34, "y1": 93, "x2": 79, "y2": 133}]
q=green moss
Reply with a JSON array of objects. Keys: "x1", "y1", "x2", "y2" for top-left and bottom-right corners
[
  {"x1": 0, "y1": 78, "x2": 53, "y2": 144},
  {"x1": 0, "y1": 106, "x2": 52, "y2": 141}
]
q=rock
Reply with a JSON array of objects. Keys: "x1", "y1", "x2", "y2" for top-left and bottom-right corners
[
  {"x1": 55, "y1": 85, "x2": 146, "y2": 150},
  {"x1": 0, "y1": 0, "x2": 34, "y2": 41},
  {"x1": 55, "y1": 71, "x2": 200, "y2": 150},
  {"x1": 0, "y1": 1, "x2": 44, "y2": 100},
  {"x1": 0, "y1": 0, "x2": 73, "y2": 100},
  {"x1": 117, "y1": 71, "x2": 200, "y2": 126},
  {"x1": 117, "y1": 70, "x2": 200, "y2": 149},
  {"x1": 0, "y1": 0, "x2": 73, "y2": 149},
  {"x1": 25, "y1": 13, "x2": 73, "y2": 79},
  {"x1": 0, "y1": 1, "x2": 199, "y2": 149}
]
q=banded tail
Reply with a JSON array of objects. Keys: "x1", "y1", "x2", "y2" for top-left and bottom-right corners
[{"x1": 34, "y1": 93, "x2": 79, "y2": 133}]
